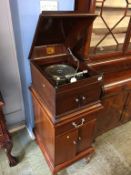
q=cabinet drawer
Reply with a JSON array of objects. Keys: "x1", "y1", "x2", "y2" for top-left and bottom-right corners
[
  {"x1": 56, "y1": 82, "x2": 101, "y2": 115},
  {"x1": 55, "y1": 113, "x2": 96, "y2": 135}
]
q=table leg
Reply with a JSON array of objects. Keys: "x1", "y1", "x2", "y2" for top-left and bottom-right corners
[{"x1": 4, "y1": 141, "x2": 18, "y2": 167}]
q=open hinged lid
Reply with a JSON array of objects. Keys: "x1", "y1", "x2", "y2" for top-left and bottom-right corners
[{"x1": 29, "y1": 11, "x2": 97, "y2": 61}]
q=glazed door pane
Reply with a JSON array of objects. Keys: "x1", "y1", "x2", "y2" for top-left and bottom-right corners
[{"x1": 89, "y1": 0, "x2": 131, "y2": 56}]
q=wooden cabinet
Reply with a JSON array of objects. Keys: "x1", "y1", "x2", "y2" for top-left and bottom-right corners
[
  {"x1": 55, "y1": 130, "x2": 78, "y2": 165},
  {"x1": 29, "y1": 9, "x2": 103, "y2": 174},
  {"x1": 31, "y1": 88, "x2": 102, "y2": 174},
  {"x1": 55, "y1": 119, "x2": 96, "y2": 165},
  {"x1": 31, "y1": 61, "x2": 102, "y2": 117},
  {"x1": 29, "y1": 1, "x2": 131, "y2": 174},
  {"x1": 96, "y1": 93, "x2": 127, "y2": 136}
]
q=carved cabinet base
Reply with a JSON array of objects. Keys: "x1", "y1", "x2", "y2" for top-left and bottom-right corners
[{"x1": 31, "y1": 88, "x2": 103, "y2": 174}]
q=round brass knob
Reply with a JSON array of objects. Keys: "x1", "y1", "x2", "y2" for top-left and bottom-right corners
[
  {"x1": 73, "y1": 141, "x2": 77, "y2": 145},
  {"x1": 82, "y1": 96, "x2": 86, "y2": 100},
  {"x1": 75, "y1": 98, "x2": 79, "y2": 103}
]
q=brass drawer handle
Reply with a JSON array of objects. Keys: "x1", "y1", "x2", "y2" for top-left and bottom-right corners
[{"x1": 72, "y1": 118, "x2": 85, "y2": 128}]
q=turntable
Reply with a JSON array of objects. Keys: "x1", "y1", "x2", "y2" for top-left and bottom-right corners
[
  {"x1": 30, "y1": 11, "x2": 103, "y2": 118},
  {"x1": 43, "y1": 63, "x2": 88, "y2": 86},
  {"x1": 44, "y1": 64, "x2": 77, "y2": 86}
]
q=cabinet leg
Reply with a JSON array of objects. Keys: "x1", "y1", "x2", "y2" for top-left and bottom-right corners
[
  {"x1": 55, "y1": 169, "x2": 68, "y2": 175},
  {"x1": 4, "y1": 141, "x2": 18, "y2": 167},
  {"x1": 86, "y1": 152, "x2": 95, "y2": 164},
  {"x1": 93, "y1": 139, "x2": 96, "y2": 144}
]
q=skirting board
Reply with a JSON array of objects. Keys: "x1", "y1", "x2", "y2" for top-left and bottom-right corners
[
  {"x1": 5, "y1": 109, "x2": 25, "y2": 126},
  {"x1": 8, "y1": 120, "x2": 35, "y2": 140},
  {"x1": 8, "y1": 120, "x2": 26, "y2": 133}
]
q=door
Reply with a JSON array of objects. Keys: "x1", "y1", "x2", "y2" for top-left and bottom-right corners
[
  {"x1": 55, "y1": 119, "x2": 96, "y2": 165},
  {"x1": 78, "y1": 119, "x2": 96, "y2": 153},
  {"x1": 96, "y1": 92, "x2": 127, "y2": 136},
  {"x1": 0, "y1": 0, "x2": 25, "y2": 126},
  {"x1": 55, "y1": 129, "x2": 78, "y2": 165}
]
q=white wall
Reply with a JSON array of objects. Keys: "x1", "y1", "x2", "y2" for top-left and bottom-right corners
[
  {"x1": 0, "y1": 0, "x2": 25, "y2": 126},
  {"x1": 9, "y1": 0, "x2": 75, "y2": 132}
]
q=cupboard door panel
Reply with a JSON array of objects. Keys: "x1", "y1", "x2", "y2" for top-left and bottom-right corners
[
  {"x1": 78, "y1": 119, "x2": 96, "y2": 153},
  {"x1": 56, "y1": 81, "x2": 101, "y2": 115},
  {"x1": 96, "y1": 93, "x2": 127, "y2": 136},
  {"x1": 55, "y1": 130, "x2": 78, "y2": 165}
]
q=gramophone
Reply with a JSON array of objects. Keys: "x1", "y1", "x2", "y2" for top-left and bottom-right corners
[{"x1": 29, "y1": 11, "x2": 103, "y2": 119}]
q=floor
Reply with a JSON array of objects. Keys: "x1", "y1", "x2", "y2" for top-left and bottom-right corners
[{"x1": 0, "y1": 122, "x2": 131, "y2": 175}]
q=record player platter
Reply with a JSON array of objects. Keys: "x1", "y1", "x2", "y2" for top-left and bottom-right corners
[{"x1": 44, "y1": 64, "x2": 76, "y2": 85}]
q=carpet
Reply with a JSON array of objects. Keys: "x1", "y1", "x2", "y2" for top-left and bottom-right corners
[{"x1": 0, "y1": 121, "x2": 131, "y2": 175}]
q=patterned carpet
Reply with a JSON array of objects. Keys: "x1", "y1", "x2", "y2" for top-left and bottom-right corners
[{"x1": 0, "y1": 121, "x2": 131, "y2": 175}]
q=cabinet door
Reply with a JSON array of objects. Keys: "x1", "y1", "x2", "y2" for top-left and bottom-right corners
[
  {"x1": 78, "y1": 119, "x2": 96, "y2": 153},
  {"x1": 55, "y1": 129, "x2": 78, "y2": 165},
  {"x1": 89, "y1": 0, "x2": 131, "y2": 57},
  {"x1": 96, "y1": 93, "x2": 127, "y2": 136},
  {"x1": 121, "y1": 92, "x2": 131, "y2": 123}
]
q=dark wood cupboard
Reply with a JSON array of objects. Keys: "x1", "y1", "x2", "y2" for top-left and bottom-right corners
[
  {"x1": 29, "y1": 0, "x2": 131, "y2": 174},
  {"x1": 55, "y1": 129, "x2": 78, "y2": 165},
  {"x1": 96, "y1": 93, "x2": 127, "y2": 136},
  {"x1": 55, "y1": 119, "x2": 96, "y2": 165},
  {"x1": 31, "y1": 87, "x2": 102, "y2": 174}
]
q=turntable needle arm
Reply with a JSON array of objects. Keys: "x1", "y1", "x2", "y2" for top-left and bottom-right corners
[{"x1": 65, "y1": 70, "x2": 88, "y2": 79}]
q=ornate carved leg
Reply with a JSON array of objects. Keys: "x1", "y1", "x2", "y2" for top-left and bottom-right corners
[{"x1": 4, "y1": 141, "x2": 18, "y2": 167}]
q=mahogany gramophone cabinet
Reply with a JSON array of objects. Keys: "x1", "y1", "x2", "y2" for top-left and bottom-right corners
[
  {"x1": 29, "y1": 0, "x2": 131, "y2": 174},
  {"x1": 29, "y1": 10, "x2": 103, "y2": 174}
]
